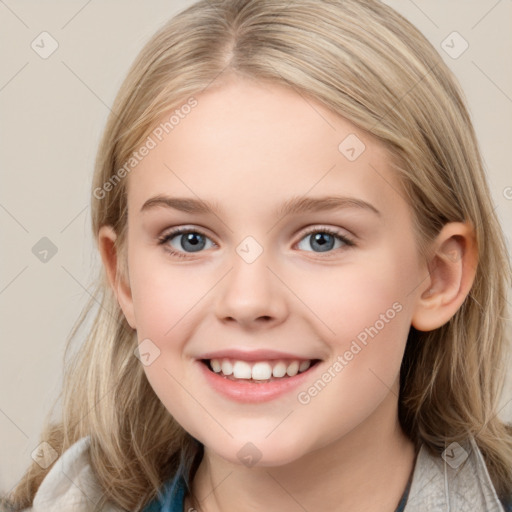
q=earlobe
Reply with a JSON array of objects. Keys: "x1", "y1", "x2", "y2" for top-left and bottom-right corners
[
  {"x1": 97, "y1": 225, "x2": 137, "y2": 329},
  {"x1": 411, "y1": 222, "x2": 478, "y2": 332}
]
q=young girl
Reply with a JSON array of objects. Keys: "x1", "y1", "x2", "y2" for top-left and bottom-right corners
[{"x1": 3, "y1": 0, "x2": 511, "y2": 510}]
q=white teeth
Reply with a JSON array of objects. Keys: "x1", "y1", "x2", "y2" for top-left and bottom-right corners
[
  {"x1": 299, "y1": 360, "x2": 310, "y2": 372},
  {"x1": 286, "y1": 361, "x2": 299, "y2": 377},
  {"x1": 232, "y1": 361, "x2": 252, "y2": 379},
  {"x1": 221, "y1": 360, "x2": 233, "y2": 375},
  {"x1": 209, "y1": 358, "x2": 314, "y2": 380},
  {"x1": 272, "y1": 361, "x2": 287, "y2": 378},
  {"x1": 251, "y1": 362, "x2": 273, "y2": 380}
]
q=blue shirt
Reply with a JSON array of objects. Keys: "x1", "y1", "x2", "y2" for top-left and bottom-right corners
[{"x1": 142, "y1": 471, "x2": 187, "y2": 512}]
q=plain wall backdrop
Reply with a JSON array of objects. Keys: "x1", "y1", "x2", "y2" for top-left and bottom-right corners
[{"x1": 1, "y1": 0, "x2": 511, "y2": 496}]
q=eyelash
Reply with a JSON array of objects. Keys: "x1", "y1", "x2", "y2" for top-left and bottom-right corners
[{"x1": 157, "y1": 226, "x2": 355, "y2": 260}]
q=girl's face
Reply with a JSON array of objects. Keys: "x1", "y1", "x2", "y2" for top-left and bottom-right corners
[{"x1": 117, "y1": 77, "x2": 428, "y2": 466}]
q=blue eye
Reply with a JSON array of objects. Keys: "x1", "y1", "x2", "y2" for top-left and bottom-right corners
[
  {"x1": 297, "y1": 227, "x2": 354, "y2": 253},
  {"x1": 158, "y1": 227, "x2": 215, "y2": 258},
  {"x1": 158, "y1": 226, "x2": 354, "y2": 259}
]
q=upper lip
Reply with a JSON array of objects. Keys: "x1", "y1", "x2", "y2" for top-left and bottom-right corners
[{"x1": 197, "y1": 349, "x2": 318, "y2": 362}]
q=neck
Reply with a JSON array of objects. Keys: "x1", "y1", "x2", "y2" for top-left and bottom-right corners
[{"x1": 186, "y1": 391, "x2": 416, "y2": 512}]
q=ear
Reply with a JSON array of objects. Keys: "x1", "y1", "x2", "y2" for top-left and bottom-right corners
[
  {"x1": 411, "y1": 221, "x2": 478, "y2": 332},
  {"x1": 97, "y1": 225, "x2": 137, "y2": 329}
]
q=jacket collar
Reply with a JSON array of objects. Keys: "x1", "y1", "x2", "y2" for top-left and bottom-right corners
[
  {"x1": 30, "y1": 436, "x2": 123, "y2": 512},
  {"x1": 404, "y1": 437, "x2": 505, "y2": 511},
  {"x1": 29, "y1": 435, "x2": 505, "y2": 511}
]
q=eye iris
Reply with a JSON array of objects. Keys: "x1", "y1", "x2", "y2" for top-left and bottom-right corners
[
  {"x1": 311, "y1": 232, "x2": 334, "y2": 252},
  {"x1": 181, "y1": 232, "x2": 205, "y2": 252}
]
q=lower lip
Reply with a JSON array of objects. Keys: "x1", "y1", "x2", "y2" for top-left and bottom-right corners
[{"x1": 197, "y1": 360, "x2": 319, "y2": 403}]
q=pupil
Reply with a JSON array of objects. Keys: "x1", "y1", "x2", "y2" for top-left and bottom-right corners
[
  {"x1": 182, "y1": 233, "x2": 205, "y2": 252},
  {"x1": 312, "y1": 233, "x2": 333, "y2": 252}
]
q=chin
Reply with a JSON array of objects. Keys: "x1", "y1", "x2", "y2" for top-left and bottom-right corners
[{"x1": 205, "y1": 434, "x2": 314, "y2": 469}]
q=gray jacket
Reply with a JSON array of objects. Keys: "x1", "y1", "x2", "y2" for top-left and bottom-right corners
[{"x1": 22, "y1": 435, "x2": 507, "y2": 511}]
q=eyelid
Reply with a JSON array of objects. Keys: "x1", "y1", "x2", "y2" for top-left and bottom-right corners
[
  {"x1": 158, "y1": 225, "x2": 215, "y2": 241},
  {"x1": 297, "y1": 224, "x2": 355, "y2": 242}
]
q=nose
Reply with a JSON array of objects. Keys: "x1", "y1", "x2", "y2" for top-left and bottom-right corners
[{"x1": 214, "y1": 250, "x2": 289, "y2": 328}]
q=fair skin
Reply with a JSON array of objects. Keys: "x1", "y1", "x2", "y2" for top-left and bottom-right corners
[{"x1": 99, "y1": 76, "x2": 477, "y2": 512}]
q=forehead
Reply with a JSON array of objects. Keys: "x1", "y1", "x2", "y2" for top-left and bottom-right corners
[{"x1": 126, "y1": 77, "x2": 406, "y2": 219}]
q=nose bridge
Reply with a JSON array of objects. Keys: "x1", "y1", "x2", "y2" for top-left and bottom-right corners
[{"x1": 215, "y1": 236, "x2": 288, "y2": 325}]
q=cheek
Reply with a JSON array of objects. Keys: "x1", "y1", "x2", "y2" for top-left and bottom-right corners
[
  {"x1": 295, "y1": 249, "x2": 416, "y2": 343},
  {"x1": 289, "y1": 243, "x2": 417, "y2": 394},
  {"x1": 291, "y1": 263, "x2": 412, "y2": 445},
  {"x1": 128, "y1": 247, "x2": 212, "y2": 340}
]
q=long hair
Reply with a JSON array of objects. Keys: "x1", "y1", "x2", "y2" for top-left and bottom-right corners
[{"x1": 4, "y1": 0, "x2": 511, "y2": 509}]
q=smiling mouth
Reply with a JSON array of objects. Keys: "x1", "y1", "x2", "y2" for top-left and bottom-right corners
[{"x1": 200, "y1": 358, "x2": 322, "y2": 383}]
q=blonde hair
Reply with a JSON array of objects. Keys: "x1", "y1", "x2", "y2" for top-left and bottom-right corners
[{"x1": 4, "y1": 0, "x2": 511, "y2": 510}]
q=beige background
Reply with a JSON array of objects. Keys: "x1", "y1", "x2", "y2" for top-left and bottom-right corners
[{"x1": 1, "y1": 0, "x2": 511, "y2": 495}]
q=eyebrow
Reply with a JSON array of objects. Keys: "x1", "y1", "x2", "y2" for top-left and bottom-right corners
[{"x1": 140, "y1": 194, "x2": 380, "y2": 217}]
